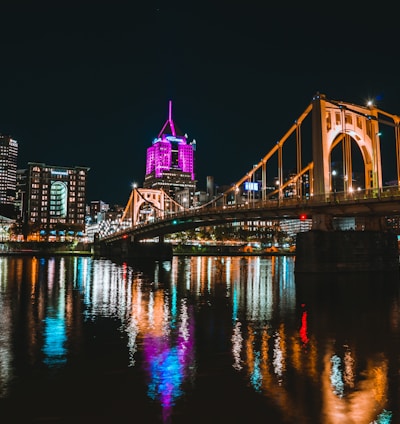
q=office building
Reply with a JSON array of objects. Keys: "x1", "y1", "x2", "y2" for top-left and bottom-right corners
[
  {"x1": 18, "y1": 162, "x2": 90, "y2": 240},
  {"x1": 0, "y1": 134, "x2": 18, "y2": 218},
  {"x1": 143, "y1": 101, "x2": 197, "y2": 204},
  {"x1": 88, "y1": 200, "x2": 110, "y2": 223}
]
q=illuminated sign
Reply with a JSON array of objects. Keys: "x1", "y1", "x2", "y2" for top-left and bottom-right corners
[
  {"x1": 152, "y1": 136, "x2": 186, "y2": 145},
  {"x1": 51, "y1": 170, "x2": 68, "y2": 176},
  {"x1": 244, "y1": 182, "x2": 259, "y2": 191},
  {"x1": 165, "y1": 135, "x2": 186, "y2": 143}
]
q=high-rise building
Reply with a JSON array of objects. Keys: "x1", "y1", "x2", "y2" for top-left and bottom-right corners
[
  {"x1": 143, "y1": 101, "x2": 197, "y2": 204},
  {"x1": 0, "y1": 134, "x2": 18, "y2": 218},
  {"x1": 18, "y1": 162, "x2": 90, "y2": 240}
]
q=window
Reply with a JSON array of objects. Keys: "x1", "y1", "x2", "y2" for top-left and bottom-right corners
[{"x1": 50, "y1": 181, "x2": 68, "y2": 218}]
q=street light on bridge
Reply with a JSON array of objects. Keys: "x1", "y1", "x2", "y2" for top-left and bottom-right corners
[{"x1": 332, "y1": 170, "x2": 337, "y2": 193}]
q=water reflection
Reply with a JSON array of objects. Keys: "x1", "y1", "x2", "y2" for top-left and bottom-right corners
[
  {"x1": 295, "y1": 272, "x2": 399, "y2": 424},
  {"x1": 43, "y1": 258, "x2": 67, "y2": 366},
  {"x1": 0, "y1": 255, "x2": 398, "y2": 423}
]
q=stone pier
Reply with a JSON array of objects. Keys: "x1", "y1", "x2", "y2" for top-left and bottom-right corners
[{"x1": 295, "y1": 230, "x2": 399, "y2": 273}]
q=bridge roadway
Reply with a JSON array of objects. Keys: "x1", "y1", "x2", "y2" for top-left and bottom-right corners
[{"x1": 100, "y1": 187, "x2": 400, "y2": 243}]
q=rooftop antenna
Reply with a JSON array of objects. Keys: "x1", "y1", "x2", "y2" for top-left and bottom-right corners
[
  {"x1": 168, "y1": 100, "x2": 176, "y2": 136},
  {"x1": 158, "y1": 100, "x2": 176, "y2": 137}
]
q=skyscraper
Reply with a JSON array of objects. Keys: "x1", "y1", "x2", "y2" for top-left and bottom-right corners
[
  {"x1": 0, "y1": 134, "x2": 18, "y2": 218},
  {"x1": 18, "y1": 162, "x2": 89, "y2": 240},
  {"x1": 143, "y1": 101, "x2": 196, "y2": 205}
]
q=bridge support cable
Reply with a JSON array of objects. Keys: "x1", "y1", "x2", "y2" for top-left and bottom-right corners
[
  {"x1": 261, "y1": 161, "x2": 267, "y2": 201},
  {"x1": 278, "y1": 143, "x2": 283, "y2": 201},
  {"x1": 374, "y1": 108, "x2": 400, "y2": 190},
  {"x1": 202, "y1": 102, "x2": 314, "y2": 208},
  {"x1": 296, "y1": 123, "x2": 302, "y2": 198},
  {"x1": 267, "y1": 163, "x2": 313, "y2": 200},
  {"x1": 118, "y1": 190, "x2": 135, "y2": 230},
  {"x1": 340, "y1": 108, "x2": 350, "y2": 194},
  {"x1": 371, "y1": 128, "x2": 382, "y2": 192},
  {"x1": 343, "y1": 133, "x2": 352, "y2": 193},
  {"x1": 396, "y1": 123, "x2": 400, "y2": 186}
]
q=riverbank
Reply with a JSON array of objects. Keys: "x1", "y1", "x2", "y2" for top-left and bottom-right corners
[
  {"x1": 0, "y1": 241, "x2": 295, "y2": 257},
  {"x1": 0, "y1": 241, "x2": 93, "y2": 256},
  {"x1": 172, "y1": 244, "x2": 295, "y2": 256}
]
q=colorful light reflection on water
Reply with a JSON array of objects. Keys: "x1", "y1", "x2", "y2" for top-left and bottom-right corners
[{"x1": 0, "y1": 255, "x2": 398, "y2": 423}]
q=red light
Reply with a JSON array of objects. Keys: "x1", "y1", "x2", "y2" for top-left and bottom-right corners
[
  {"x1": 300, "y1": 310, "x2": 310, "y2": 345},
  {"x1": 300, "y1": 214, "x2": 307, "y2": 221},
  {"x1": 122, "y1": 234, "x2": 128, "y2": 239}
]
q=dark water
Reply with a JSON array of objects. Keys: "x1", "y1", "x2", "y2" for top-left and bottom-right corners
[{"x1": 0, "y1": 255, "x2": 399, "y2": 424}]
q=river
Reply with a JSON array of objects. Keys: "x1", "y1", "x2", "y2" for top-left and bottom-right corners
[{"x1": 0, "y1": 254, "x2": 399, "y2": 423}]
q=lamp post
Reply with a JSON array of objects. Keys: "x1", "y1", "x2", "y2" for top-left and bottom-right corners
[
  {"x1": 275, "y1": 179, "x2": 280, "y2": 206},
  {"x1": 332, "y1": 170, "x2": 337, "y2": 191},
  {"x1": 332, "y1": 169, "x2": 337, "y2": 203}
]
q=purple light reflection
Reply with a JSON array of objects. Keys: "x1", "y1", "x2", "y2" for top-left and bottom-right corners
[{"x1": 143, "y1": 301, "x2": 195, "y2": 423}]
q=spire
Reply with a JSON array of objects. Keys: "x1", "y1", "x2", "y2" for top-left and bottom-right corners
[
  {"x1": 158, "y1": 100, "x2": 177, "y2": 138},
  {"x1": 168, "y1": 100, "x2": 176, "y2": 136}
]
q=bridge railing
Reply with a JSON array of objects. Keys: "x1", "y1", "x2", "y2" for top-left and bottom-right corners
[
  {"x1": 143, "y1": 185, "x2": 400, "y2": 221},
  {"x1": 99, "y1": 185, "x2": 400, "y2": 240}
]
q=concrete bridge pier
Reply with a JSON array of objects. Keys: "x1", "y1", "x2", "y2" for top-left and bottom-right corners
[
  {"x1": 311, "y1": 214, "x2": 388, "y2": 232},
  {"x1": 296, "y1": 214, "x2": 399, "y2": 273}
]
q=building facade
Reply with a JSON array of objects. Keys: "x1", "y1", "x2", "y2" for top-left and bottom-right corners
[
  {"x1": 18, "y1": 162, "x2": 89, "y2": 240},
  {"x1": 143, "y1": 101, "x2": 197, "y2": 204},
  {"x1": 0, "y1": 134, "x2": 18, "y2": 218}
]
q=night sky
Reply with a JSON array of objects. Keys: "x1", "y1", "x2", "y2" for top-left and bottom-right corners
[{"x1": 1, "y1": 1, "x2": 399, "y2": 205}]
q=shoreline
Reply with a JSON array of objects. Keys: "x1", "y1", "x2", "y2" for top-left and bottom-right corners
[
  {"x1": 0, "y1": 250, "x2": 295, "y2": 258},
  {"x1": 0, "y1": 241, "x2": 295, "y2": 258}
]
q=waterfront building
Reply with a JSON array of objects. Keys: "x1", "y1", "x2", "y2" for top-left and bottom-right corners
[
  {"x1": 0, "y1": 134, "x2": 18, "y2": 218},
  {"x1": 85, "y1": 202, "x2": 125, "y2": 242},
  {"x1": 143, "y1": 101, "x2": 197, "y2": 205},
  {"x1": 87, "y1": 200, "x2": 110, "y2": 223},
  {"x1": 17, "y1": 162, "x2": 90, "y2": 240}
]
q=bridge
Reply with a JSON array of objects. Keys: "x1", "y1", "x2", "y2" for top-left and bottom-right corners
[{"x1": 94, "y1": 93, "x2": 400, "y2": 271}]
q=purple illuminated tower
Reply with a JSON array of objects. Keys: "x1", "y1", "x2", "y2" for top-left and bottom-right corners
[{"x1": 144, "y1": 101, "x2": 196, "y2": 205}]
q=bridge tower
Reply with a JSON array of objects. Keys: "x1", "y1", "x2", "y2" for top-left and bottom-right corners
[
  {"x1": 297, "y1": 93, "x2": 399, "y2": 272},
  {"x1": 312, "y1": 93, "x2": 382, "y2": 197},
  {"x1": 119, "y1": 187, "x2": 184, "y2": 230}
]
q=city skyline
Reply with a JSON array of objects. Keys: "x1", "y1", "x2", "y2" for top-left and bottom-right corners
[{"x1": 1, "y1": 2, "x2": 399, "y2": 205}]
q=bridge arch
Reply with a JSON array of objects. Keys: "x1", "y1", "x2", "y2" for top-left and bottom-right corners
[
  {"x1": 313, "y1": 94, "x2": 382, "y2": 197},
  {"x1": 119, "y1": 188, "x2": 184, "y2": 229}
]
